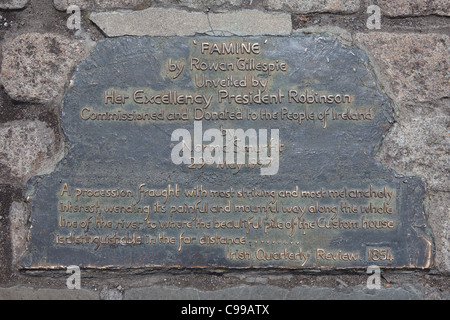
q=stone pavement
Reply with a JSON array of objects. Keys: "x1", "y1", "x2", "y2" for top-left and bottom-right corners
[{"x1": 0, "y1": 283, "x2": 437, "y2": 300}]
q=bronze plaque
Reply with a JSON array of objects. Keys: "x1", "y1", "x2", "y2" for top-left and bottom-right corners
[{"x1": 22, "y1": 36, "x2": 434, "y2": 269}]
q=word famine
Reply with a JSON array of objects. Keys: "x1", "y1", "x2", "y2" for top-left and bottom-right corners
[{"x1": 200, "y1": 41, "x2": 261, "y2": 55}]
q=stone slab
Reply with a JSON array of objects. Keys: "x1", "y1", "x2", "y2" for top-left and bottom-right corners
[
  {"x1": 264, "y1": 0, "x2": 360, "y2": 14},
  {"x1": 90, "y1": 8, "x2": 210, "y2": 37},
  {"x1": 9, "y1": 202, "x2": 28, "y2": 266},
  {"x1": 0, "y1": 283, "x2": 428, "y2": 300},
  {"x1": 0, "y1": 33, "x2": 88, "y2": 104},
  {"x1": 0, "y1": 120, "x2": 59, "y2": 185},
  {"x1": 207, "y1": 10, "x2": 292, "y2": 36},
  {"x1": 124, "y1": 284, "x2": 424, "y2": 300},
  {"x1": 90, "y1": 8, "x2": 292, "y2": 37},
  {"x1": 53, "y1": 0, "x2": 92, "y2": 10},
  {"x1": 377, "y1": 101, "x2": 450, "y2": 192},
  {"x1": 53, "y1": 0, "x2": 147, "y2": 11},
  {"x1": 0, "y1": 0, "x2": 28, "y2": 9},
  {"x1": 154, "y1": 0, "x2": 243, "y2": 10},
  {"x1": 378, "y1": 0, "x2": 450, "y2": 17},
  {"x1": 427, "y1": 192, "x2": 450, "y2": 274},
  {"x1": 355, "y1": 32, "x2": 450, "y2": 103},
  {"x1": 22, "y1": 35, "x2": 433, "y2": 270},
  {"x1": 0, "y1": 287, "x2": 99, "y2": 300}
]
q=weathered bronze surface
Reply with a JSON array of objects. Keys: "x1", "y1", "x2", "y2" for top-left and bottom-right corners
[{"x1": 23, "y1": 36, "x2": 434, "y2": 269}]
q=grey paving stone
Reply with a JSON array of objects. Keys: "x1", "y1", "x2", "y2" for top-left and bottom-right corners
[
  {"x1": 90, "y1": 7, "x2": 209, "y2": 37},
  {"x1": 90, "y1": 8, "x2": 292, "y2": 37},
  {"x1": 427, "y1": 192, "x2": 450, "y2": 274},
  {"x1": 378, "y1": 0, "x2": 450, "y2": 17},
  {"x1": 154, "y1": 0, "x2": 243, "y2": 10},
  {"x1": 0, "y1": 287, "x2": 99, "y2": 300},
  {"x1": 124, "y1": 284, "x2": 425, "y2": 300},
  {"x1": 53, "y1": 0, "x2": 147, "y2": 11},
  {"x1": 0, "y1": 0, "x2": 28, "y2": 9},
  {"x1": 293, "y1": 26, "x2": 353, "y2": 46},
  {"x1": 264, "y1": 0, "x2": 360, "y2": 14},
  {"x1": 207, "y1": 10, "x2": 292, "y2": 36},
  {"x1": 53, "y1": 0, "x2": 91, "y2": 10}
]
